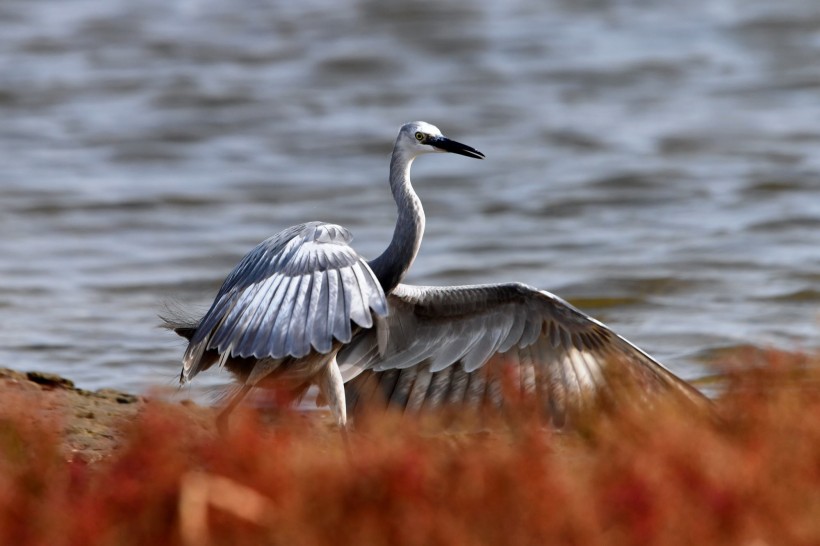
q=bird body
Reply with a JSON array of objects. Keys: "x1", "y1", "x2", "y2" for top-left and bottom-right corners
[
  {"x1": 174, "y1": 221, "x2": 387, "y2": 427},
  {"x1": 167, "y1": 121, "x2": 706, "y2": 430}
]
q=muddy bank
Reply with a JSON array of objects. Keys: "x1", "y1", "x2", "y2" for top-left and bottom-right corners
[{"x1": 0, "y1": 367, "x2": 216, "y2": 462}]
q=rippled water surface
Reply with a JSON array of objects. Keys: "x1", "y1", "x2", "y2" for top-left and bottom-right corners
[{"x1": 1, "y1": 0, "x2": 818, "y2": 395}]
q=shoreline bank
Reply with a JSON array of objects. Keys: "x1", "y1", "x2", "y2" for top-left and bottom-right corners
[{"x1": 0, "y1": 367, "x2": 214, "y2": 462}]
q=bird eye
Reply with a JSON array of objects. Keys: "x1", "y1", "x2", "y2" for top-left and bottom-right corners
[{"x1": 414, "y1": 132, "x2": 425, "y2": 142}]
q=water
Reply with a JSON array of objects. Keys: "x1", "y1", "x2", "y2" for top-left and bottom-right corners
[{"x1": 1, "y1": 0, "x2": 818, "y2": 396}]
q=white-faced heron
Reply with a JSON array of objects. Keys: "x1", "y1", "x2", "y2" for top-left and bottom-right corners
[{"x1": 166, "y1": 121, "x2": 706, "y2": 431}]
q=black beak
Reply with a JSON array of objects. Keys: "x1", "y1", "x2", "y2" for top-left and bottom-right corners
[{"x1": 429, "y1": 136, "x2": 485, "y2": 159}]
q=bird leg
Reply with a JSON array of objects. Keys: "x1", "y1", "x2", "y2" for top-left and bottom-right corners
[
  {"x1": 318, "y1": 356, "x2": 348, "y2": 428},
  {"x1": 318, "y1": 357, "x2": 352, "y2": 457},
  {"x1": 216, "y1": 384, "x2": 252, "y2": 436}
]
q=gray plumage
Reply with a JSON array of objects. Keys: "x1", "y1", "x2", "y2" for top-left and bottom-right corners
[
  {"x1": 166, "y1": 121, "x2": 707, "y2": 430},
  {"x1": 340, "y1": 283, "x2": 705, "y2": 426},
  {"x1": 182, "y1": 222, "x2": 386, "y2": 380}
]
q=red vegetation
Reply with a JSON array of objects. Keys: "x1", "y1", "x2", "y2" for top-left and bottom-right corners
[{"x1": 1, "y1": 349, "x2": 819, "y2": 546}]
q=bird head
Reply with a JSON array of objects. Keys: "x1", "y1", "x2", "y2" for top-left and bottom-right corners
[{"x1": 396, "y1": 121, "x2": 485, "y2": 160}]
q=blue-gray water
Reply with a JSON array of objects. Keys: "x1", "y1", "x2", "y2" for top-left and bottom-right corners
[{"x1": 1, "y1": 0, "x2": 818, "y2": 397}]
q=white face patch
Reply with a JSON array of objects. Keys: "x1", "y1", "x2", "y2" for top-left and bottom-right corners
[{"x1": 409, "y1": 121, "x2": 441, "y2": 136}]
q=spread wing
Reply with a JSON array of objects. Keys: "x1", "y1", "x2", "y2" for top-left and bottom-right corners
[
  {"x1": 182, "y1": 222, "x2": 388, "y2": 381},
  {"x1": 339, "y1": 282, "x2": 706, "y2": 425}
]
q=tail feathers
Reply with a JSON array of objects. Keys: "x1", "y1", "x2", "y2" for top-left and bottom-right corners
[
  {"x1": 159, "y1": 305, "x2": 201, "y2": 341},
  {"x1": 159, "y1": 316, "x2": 198, "y2": 340},
  {"x1": 173, "y1": 324, "x2": 198, "y2": 341},
  {"x1": 160, "y1": 303, "x2": 213, "y2": 384}
]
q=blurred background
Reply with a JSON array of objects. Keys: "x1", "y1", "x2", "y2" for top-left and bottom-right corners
[{"x1": 0, "y1": 0, "x2": 818, "y2": 397}]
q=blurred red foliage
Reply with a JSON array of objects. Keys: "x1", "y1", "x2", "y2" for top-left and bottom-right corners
[{"x1": 1, "y1": 349, "x2": 819, "y2": 546}]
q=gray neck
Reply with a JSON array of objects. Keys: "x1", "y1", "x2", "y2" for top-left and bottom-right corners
[{"x1": 368, "y1": 146, "x2": 425, "y2": 293}]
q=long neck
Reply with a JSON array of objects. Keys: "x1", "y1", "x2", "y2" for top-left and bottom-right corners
[{"x1": 368, "y1": 146, "x2": 425, "y2": 293}]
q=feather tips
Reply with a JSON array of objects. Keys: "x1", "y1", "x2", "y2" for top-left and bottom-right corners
[
  {"x1": 182, "y1": 222, "x2": 388, "y2": 375},
  {"x1": 340, "y1": 282, "x2": 707, "y2": 422}
]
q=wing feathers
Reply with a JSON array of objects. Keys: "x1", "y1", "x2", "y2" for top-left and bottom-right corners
[
  {"x1": 466, "y1": 371, "x2": 487, "y2": 408},
  {"x1": 269, "y1": 274, "x2": 300, "y2": 357},
  {"x1": 285, "y1": 273, "x2": 314, "y2": 357},
  {"x1": 518, "y1": 349, "x2": 536, "y2": 397},
  {"x1": 341, "y1": 282, "x2": 707, "y2": 425},
  {"x1": 425, "y1": 366, "x2": 454, "y2": 410},
  {"x1": 260, "y1": 275, "x2": 293, "y2": 356},
  {"x1": 306, "y1": 271, "x2": 328, "y2": 353},
  {"x1": 461, "y1": 327, "x2": 502, "y2": 373},
  {"x1": 181, "y1": 222, "x2": 387, "y2": 379},
  {"x1": 406, "y1": 366, "x2": 434, "y2": 412},
  {"x1": 447, "y1": 366, "x2": 470, "y2": 406},
  {"x1": 390, "y1": 367, "x2": 417, "y2": 407},
  {"x1": 377, "y1": 369, "x2": 401, "y2": 408},
  {"x1": 333, "y1": 268, "x2": 352, "y2": 343},
  {"x1": 236, "y1": 274, "x2": 281, "y2": 357},
  {"x1": 499, "y1": 309, "x2": 526, "y2": 353}
]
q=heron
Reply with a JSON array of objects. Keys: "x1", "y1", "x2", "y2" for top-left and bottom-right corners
[{"x1": 166, "y1": 121, "x2": 706, "y2": 431}]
